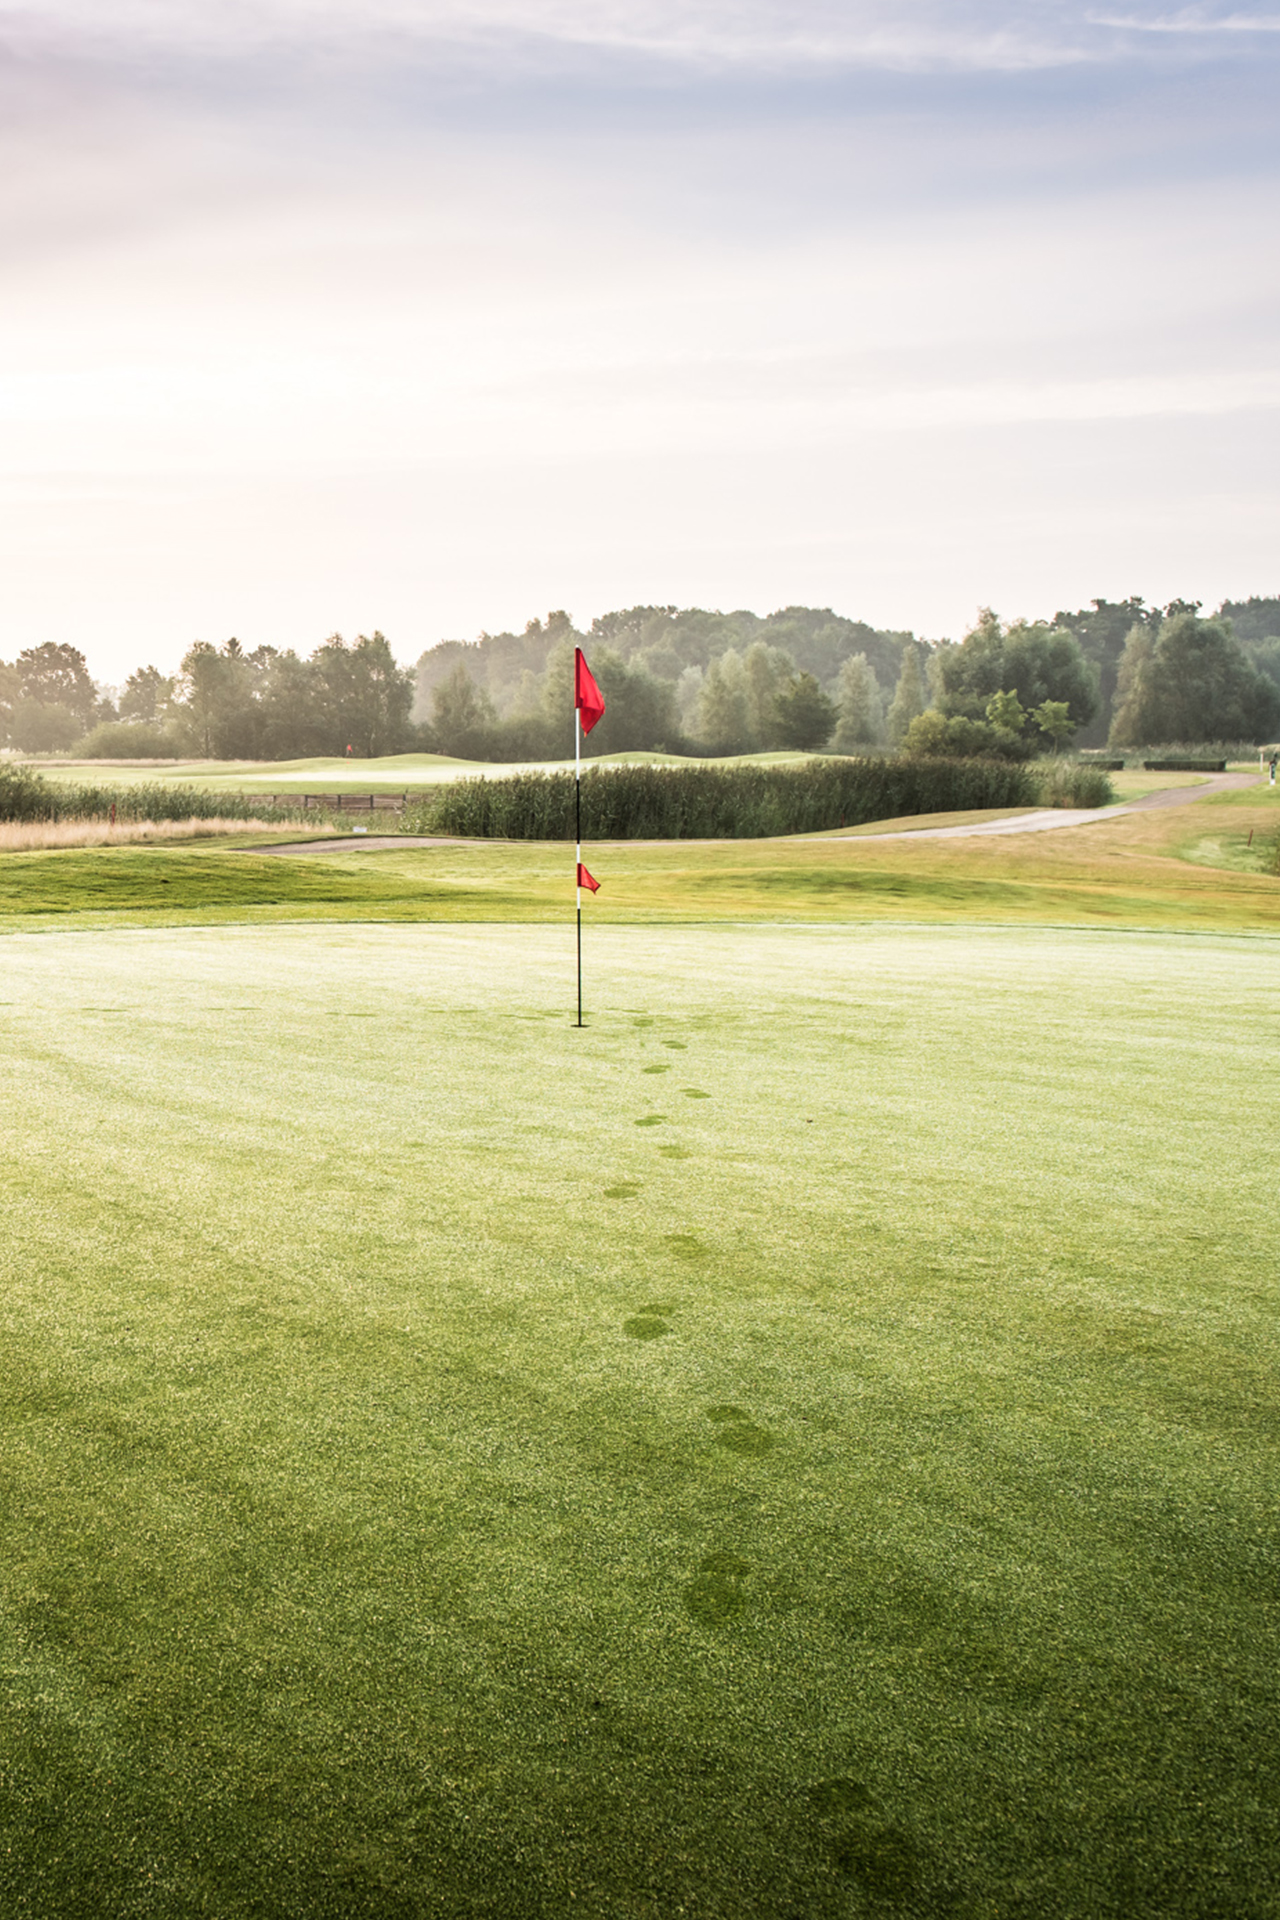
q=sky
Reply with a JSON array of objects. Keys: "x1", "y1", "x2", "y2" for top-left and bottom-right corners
[{"x1": 1, "y1": 1, "x2": 1277, "y2": 682}]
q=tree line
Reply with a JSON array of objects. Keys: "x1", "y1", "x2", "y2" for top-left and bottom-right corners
[
  {"x1": 418, "y1": 597, "x2": 1280, "y2": 762},
  {"x1": 0, "y1": 635, "x2": 414, "y2": 761},
  {"x1": 2, "y1": 594, "x2": 1277, "y2": 763}
]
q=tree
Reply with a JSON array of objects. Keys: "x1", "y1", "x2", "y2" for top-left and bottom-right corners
[
  {"x1": 1032, "y1": 700, "x2": 1075, "y2": 751},
  {"x1": 0, "y1": 661, "x2": 20, "y2": 744},
  {"x1": 936, "y1": 611, "x2": 1097, "y2": 733},
  {"x1": 15, "y1": 643, "x2": 97, "y2": 732},
  {"x1": 120, "y1": 665, "x2": 176, "y2": 724},
  {"x1": 1109, "y1": 611, "x2": 1280, "y2": 746},
  {"x1": 10, "y1": 699, "x2": 79, "y2": 753},
  {"x1": 431, "y1": 665, "x2": 497, "y2": 758},
  {"x1": 832, "y1": 653, "x2": 885, "y2": 752},
  {"x1": 985, "y1": 690, "x2": 1027, "y2": 734},
  {"x1": 697, "y1": 650, "x2": 753, "y2": 754},
  {"x1": 176, "y1": 642, "x2": 230, "y2": 757},
  {"x1": 256, "y1": 650, "x2": 324, "y2": 759},
  {"x1": 903, "y1": 710, "x2": 1030, "y2": 760},
  {"x1": 1050, "y1": 597, "x2": 1159, "y2": 746},
  {"x1": 772, "y1": 672, "x2": 837, "y2": 751},
  {"x1": 584, "y1": 651, "x2": 679, "y2": 755},
  {"x1": 742, "y1": 642, "x2": 796, "y2": 747},
  {"x1": 886, "y1": 644, "x2": 927, "y2": 747},
  {"x1": 311, "y1": 633, "x2": 414, "y2": 758}
]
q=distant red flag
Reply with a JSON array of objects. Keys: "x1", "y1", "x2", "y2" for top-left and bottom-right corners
[
  {"x1": 574, "y1": 647, "x2": 605, "y2": 734},
  {"x1": 577, "y1": 863, "x2": 600, "y2": 893}
]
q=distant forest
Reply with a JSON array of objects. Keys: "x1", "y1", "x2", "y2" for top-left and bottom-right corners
[
  {"x1": 3, "y1": 594, "x2": 1278, "y2": 761},
  {"x1": 414, "y1": 595, "x2": 1280, "y2": 760}
]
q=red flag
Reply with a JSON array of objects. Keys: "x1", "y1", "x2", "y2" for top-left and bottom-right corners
[
  {"x1": 577, "y1": 863, "x2": 600, "y2": 893},
  {"x1": 574, "y1": 647, "x2": 605, "y2": 734}
]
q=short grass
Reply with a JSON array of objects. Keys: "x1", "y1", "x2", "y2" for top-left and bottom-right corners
[
  {"x1": 1, "y1": 922, "x2": 1277, "y2": 1919},
  {"x1": 27, "y1": 750, "x2": 824, "y2": 795}
]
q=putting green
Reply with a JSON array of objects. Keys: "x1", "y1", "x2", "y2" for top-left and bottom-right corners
[{"x1": 1, "y1": 922, "x2": 1277, "y2": 1917}]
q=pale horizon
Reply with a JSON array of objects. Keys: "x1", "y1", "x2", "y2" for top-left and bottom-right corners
[{"x1": 3, "y1": 1, "x2": 1277, "y2": 683}]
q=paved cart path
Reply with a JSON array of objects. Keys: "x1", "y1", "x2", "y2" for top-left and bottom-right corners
[
  {"x1": 823, "y1": 771, "x2": 1260, "y2": 842},
  {"x1": 247, "y1": 772, "x2": 1262, "y2": 855}
]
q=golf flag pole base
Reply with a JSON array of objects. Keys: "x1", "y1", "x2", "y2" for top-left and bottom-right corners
[{"x1": 575, "y1": 903, "x2": 583, "y2": 1028}]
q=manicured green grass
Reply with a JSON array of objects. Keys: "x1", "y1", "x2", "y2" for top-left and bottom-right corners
[
  {"x1": 1, "y1": 921, "x2": 1278, "y2": 1918},
  {"x1": 27, "y1": 750, "x2": 824, "y2": 795}
]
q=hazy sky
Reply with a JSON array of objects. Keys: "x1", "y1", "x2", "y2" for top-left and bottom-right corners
[{"x1": 2, "y1": 1, "x2": 1277, "y2": 679}]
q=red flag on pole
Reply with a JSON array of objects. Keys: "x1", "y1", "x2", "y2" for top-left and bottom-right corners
[
  {"x1": 577, "y1": 863, "x2": 600, "y2": 893},
  {"x1": 574, "y1": 647, "x2": 605, "y2": 733}
]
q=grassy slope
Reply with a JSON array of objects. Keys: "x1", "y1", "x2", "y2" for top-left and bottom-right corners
[
  {"x1": 0, "y1": 784, "x2": 1276, "y2": 933},
  {"x1": 1, "y1": 921, "x2": 1277, "y2": 1919},
  {"x1": 27, "y1": 751, "x2": 823, "y2": 794}
]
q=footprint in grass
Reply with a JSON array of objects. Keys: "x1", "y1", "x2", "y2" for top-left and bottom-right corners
[
  {"x1": 661, "y1": 1040, "x2": 687, "y2": 1050},
  {"x1": 707, "y1": 1404, "x2": 776, "y2": 1456},
  {"x1": 634, "y1": 1114, "x2": 667, "y2": 1127},
  {"x1": 623, "y1": 1312, "x2": 670, "y2": 1340},
  {"x1": 683, "y1": 1551, "x2": 751, "y2": 1625},
  {"x1": 658, "y1": 1145, "x2": 691, "y2": 1160},
  {"x1": 665, "y1": 1233, "x2": 704, "y2": 1259},
  {"x1": 642, "y1": 1064, "x2": 671, "y2": 1074},
  {"x1": 681, "y1": 1088, "x2": 711, "y2": 1099},
  {"x1": 811, "y1": 1779, "x2": 877, "y2": 1817},
  {"x1": 604, "y1": 1183, "x2": 642, "y2": 1200},
  {"x1": 833, "y1": 1823, "x2": 923, "y2": 1900}
]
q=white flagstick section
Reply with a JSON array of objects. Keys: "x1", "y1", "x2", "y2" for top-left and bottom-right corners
[{"x1": 574, "y1": 702, "x2": 583, "y2": 1025}]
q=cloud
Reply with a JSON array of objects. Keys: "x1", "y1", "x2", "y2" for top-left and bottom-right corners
[
  {"x1": 1090, "y1": 9, "x2": 1280, "y2": 29},
  {"x1": 5, "y1": 0, "x2": 1275, "y2": 77}
]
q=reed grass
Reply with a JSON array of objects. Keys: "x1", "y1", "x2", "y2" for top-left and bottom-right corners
[
  {"x1": 406, "y1": 757, "x2": 1053, "y2": 840},
  {"x1": 0, "y1": 817, "x2": 287, "y2": 852},
  {"x1": 0, "y1": 764, "x2": 320, "y2": 828}
]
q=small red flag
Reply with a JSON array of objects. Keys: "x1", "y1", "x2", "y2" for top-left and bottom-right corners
[
  {"x1": 574, "y1": 647, "x2": 605, "y2": 734},
  {"x1": 577, "y1": 863, "x2": 600, "y2": 893}
]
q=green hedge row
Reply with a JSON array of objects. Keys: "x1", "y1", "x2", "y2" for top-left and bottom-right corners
[{"x1": 406, "y1": 757, "x2": 1045, "y2": 840}]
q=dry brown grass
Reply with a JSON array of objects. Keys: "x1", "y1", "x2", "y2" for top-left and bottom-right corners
[{"x1": 0, "y1": 817, "x2": 283, "y2": 852}]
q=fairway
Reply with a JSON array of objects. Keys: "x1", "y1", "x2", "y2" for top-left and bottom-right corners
[{"x1": 1, "y1": 920, "x2": 1277, "y2": 1917}]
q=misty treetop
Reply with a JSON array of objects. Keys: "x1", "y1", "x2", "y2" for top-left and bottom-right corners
[
  {"x1": 2, "y1": 592, "x2": 1277, "y2": 763},
  {"x1": 414, "y1": 605, "x2": 913, "y2": 760},
  {"x1": 1109, "y1": 610, "x2": 1280, "y2": 748},
  {"x1": 0, "y1": 634, "x2": 417, "y2": 762}
]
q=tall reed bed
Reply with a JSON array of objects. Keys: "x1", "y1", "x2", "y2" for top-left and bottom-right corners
[
  {"x1": 404, "y1": 757, "x2": 1064, "y2": 840},
  {"x1": 0, "y1": 765, "x2": 316, "y2": 828}
]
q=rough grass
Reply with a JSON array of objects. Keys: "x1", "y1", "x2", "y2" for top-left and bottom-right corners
[
  {"x1": 0, "y1": 818, "x2": 289, "y2": 852},
  {"x1": 0, "y1": 921, "x2": 1277, "y2": 1919}
]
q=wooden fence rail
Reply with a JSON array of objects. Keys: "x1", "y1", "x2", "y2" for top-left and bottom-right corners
[{"x1": 244, "y1": 793, "x2": 409, "y2": 813}]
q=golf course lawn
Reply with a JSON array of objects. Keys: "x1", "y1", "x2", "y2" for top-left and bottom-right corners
[
  {"x1": 1, "y1": 776, "x2": 1277, "y2": 934},
  {"x1": 1, "y1": 919, "x2": 1277, "y2": 1917}
]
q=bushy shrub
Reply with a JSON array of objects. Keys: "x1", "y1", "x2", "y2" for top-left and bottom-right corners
[
  {"x1": 73, "y1": 721, "x2": 185, "y2": 759},
  {"x1": 404, "y1": 756, "x2": 1039, "y2": 840},
  {"x1": 1034, "y1": 762, "x2": 1115, "y2": 808},
  {"x1": 903, "y1": 711, "x2": 1032, "y2": 761},
  {"x1": 0, "y1": 762, "x2": 57, "y2": 822}
]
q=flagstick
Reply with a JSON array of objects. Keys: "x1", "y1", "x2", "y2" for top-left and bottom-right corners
[{"x1": 574, "y1": 704, "x2": 583, "y2": 1027}]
